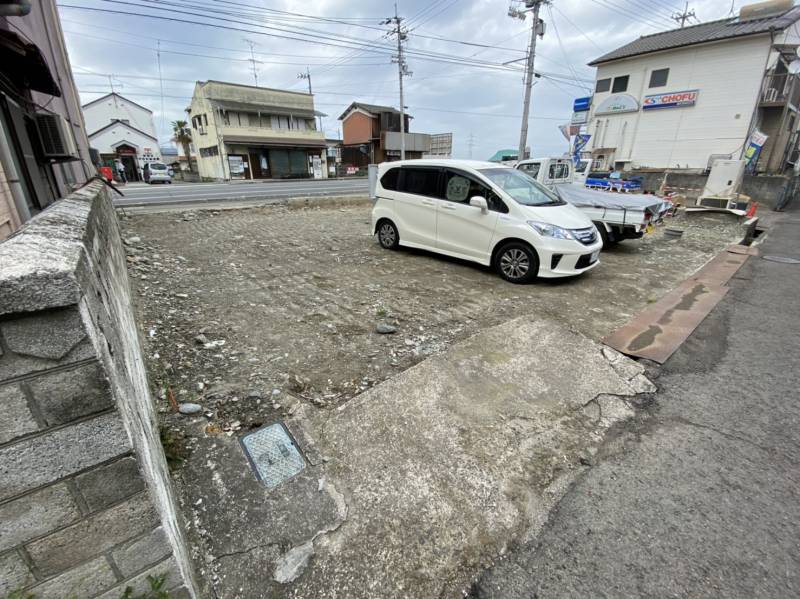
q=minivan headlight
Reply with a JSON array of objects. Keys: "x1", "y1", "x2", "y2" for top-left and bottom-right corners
[{"x1": 527, "y1": 220, "x2": 575, "y2": 240}]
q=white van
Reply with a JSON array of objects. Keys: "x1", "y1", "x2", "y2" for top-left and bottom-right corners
[{"x1": 371, "y1": 160, "x2": 602, "y2": 283}]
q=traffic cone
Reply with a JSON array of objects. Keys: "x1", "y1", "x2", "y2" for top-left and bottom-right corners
[{"x1": 746, "y1": 202, "x2": 759, "y2": 217}]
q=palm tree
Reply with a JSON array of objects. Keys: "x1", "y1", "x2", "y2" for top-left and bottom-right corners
[{"x1": 171, "y1": 120, "x2": 193, "y2": 173}]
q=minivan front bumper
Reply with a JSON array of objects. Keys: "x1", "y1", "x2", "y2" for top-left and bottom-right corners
[{"x1": 535, "y1": 238, "x2": 603, "y2": 278}]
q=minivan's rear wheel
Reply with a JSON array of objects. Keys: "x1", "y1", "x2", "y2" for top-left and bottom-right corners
[
  {"x1": 377, "y1": 220, "x2": 399, "y2": 250},
  {"x1": 495, "y1": 242, "x2": 538, "y2": 284}
]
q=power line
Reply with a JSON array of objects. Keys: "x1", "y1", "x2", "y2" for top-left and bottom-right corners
[{"x1": 59, "y1": 4, "x2": 526, "y2": 74}]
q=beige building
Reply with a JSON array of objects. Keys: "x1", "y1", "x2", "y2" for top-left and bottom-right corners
[
  {"x1": 0, "y1": 0, "x2": 91, "y2": 241},
  {"x1": 187, "y1": 80, "x2": 328, "y2": 180}
]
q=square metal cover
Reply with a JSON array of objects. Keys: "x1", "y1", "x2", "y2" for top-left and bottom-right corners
[{"x1": 240, "y1": 423, "x2": 305, "y2": 489}]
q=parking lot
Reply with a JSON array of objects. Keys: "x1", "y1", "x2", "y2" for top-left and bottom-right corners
[{"x1": 125, "y1": 200, "x2": 745, "y2": 413}]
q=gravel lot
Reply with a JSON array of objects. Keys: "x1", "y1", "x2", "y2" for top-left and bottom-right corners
[{"x1": 122, "y1": 200, "x2": 744, "y2": 429}]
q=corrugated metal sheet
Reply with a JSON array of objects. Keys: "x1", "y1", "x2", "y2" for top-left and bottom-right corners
[{"x1": 589, "y1": 6, "x2": 800, "y2": 65}]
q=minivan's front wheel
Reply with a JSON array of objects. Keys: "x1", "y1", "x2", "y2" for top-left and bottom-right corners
[
  {"x1": 495, "y1": 242, "x2": 538, "y2": 284},
  {"x1": 377, "y1": 220, "x2": 399, "y2": 250}
]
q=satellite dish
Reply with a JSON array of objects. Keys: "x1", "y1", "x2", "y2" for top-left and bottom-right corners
[{"x1": 789, "y1": 59, "x2": 800, "y2": 75}]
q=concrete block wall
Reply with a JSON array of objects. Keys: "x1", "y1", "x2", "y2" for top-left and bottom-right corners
[
  {"x1": 635, "y1": 170, "x2": 787, "y2": 209},
  {"x1": 0, "y1": 181, "x2": 197, "y2": 598}
]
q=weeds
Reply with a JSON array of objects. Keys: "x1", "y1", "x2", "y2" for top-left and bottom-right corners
[{"x1": 5, "y1": 574, "x2": 172, "y2": 599}]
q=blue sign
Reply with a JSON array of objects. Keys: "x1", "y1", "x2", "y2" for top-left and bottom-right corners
[{"x1": 573, "y1": 96, "x2": 591, "y2": 112}]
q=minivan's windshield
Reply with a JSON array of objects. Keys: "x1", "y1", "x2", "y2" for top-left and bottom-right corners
[{"x1": 478, "y1": 168, "x2": 564, "y2": 206}]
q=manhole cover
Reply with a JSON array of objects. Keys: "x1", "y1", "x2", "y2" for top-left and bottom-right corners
[
  {"x1": 763, "y1": 255, "x2": 800, "y2": 264},
  {"x1": 240, "y1": 423, "x2": 305, "y2": 489}
]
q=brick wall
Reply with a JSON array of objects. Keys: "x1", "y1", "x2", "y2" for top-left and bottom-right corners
[
  {"x1": 0, "y1": 182, "x2": 197, "y2": 598},
  {"x1": 342, "y1": 111, "x2": 374, "y2": 145}
]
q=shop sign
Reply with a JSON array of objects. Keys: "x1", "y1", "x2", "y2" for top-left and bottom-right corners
[
  {"x1": 571, "y1": 111, "x2": 589, "y2": 125},
  {"x1": 594, "y1": 94, "x2": 639, "y2": 115},
  {"x1": 228, "y1": 155, "x2": 244, "y2": 174},
  {"x1": 643, "y1": 89, "x2": 699, "y2": 110}
]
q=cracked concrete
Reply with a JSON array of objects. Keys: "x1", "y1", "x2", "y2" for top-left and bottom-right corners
[{"x1": 171, "y1": 316, "x2": 654, "y2": 598}]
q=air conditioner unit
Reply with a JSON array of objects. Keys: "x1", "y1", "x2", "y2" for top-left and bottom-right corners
[{"x1": 35, "y1": 113, "x2": 78, "y2": 159}]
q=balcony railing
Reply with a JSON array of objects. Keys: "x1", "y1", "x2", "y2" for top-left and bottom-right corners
[{"x1": 760, "y1": 72, "x2": 800, "y2": 106}]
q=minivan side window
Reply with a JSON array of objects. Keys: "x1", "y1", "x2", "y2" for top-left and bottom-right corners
[
  {"x1": 443, "y1": 170, "x2": 507, "y2": 213},
  {"x1": 380, "y1": 168, "x2": 400, "y2": 191},
  {"x1": 399, "y1": 167, "x2": 440, "y2": 197}
]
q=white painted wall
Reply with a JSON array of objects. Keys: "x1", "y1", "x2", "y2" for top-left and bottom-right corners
[
  {"x1": 587, "y1": 34, "x2": 772, "y2": 169},
  {"x1": 88, "y1": 122, "x2": 161, "y2": 162},
  {"x1": 83, "y1": 94, "x2": 157, "y2": 139}
]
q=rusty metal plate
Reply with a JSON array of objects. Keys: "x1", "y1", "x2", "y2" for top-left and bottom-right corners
[
  {"x1": 689, "y1": 251, "x2": 749, "y2": 287},
  {"x1": 726, "y1": 244, "x2": 759, "y2": 256},
  {"x1": 603, "y1": 281, "x2": 729, "y2": 363}
]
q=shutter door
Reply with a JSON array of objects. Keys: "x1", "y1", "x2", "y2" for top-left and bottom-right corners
[
  {"x1": 289, "y1": 150, "x2": 308, "y2": 177},
  {"x1": 269, "y1": 149, "x2": 290, "y2": 178}
]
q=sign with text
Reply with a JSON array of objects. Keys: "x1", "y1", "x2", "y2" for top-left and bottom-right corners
[
  {"x1": 570, "y1": 111, "x2": 589, "y2": 125},
  {"x1": 594, "y1": 94, "x2": 639, "y2": 115},
  {"x1": 643, "y1": 89, "x2": 699, "y2": 110}
]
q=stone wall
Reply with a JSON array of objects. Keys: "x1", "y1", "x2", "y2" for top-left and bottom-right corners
[{"x1": 0, "y1": 181, "x2": 197, "y2": 598}]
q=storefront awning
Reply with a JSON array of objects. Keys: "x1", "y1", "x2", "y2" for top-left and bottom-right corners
[
  {"x1": 0, "y1": 30, "x2": 60, "y2": 96},
  {"x1": 224, "y1": 136, "x2": 327, "y2": 148}
]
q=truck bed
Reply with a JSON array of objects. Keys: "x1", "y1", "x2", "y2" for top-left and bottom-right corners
[{"x1": 554, "y1": 183, "x2": 670, "y2": 226}]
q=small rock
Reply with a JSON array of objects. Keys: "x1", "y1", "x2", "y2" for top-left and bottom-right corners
[
  {"x1": 246, "y1": 389, "x2": 263, "y2": 400},
  {"x1": 375, "y1": 323, "x2": 397, "y2": 334},
  {"x1": 178, "y1": 402, "x2": 203, "y2": 415},
  {"x1": 125, "y1": 236, "x2": 141, "y2": 245},
  {"x1": 194, "y1": 334, "x2": 209, "y2": 345},
  {"x1": 175, "y1": 293, "x2": 189, "y2": 299}
]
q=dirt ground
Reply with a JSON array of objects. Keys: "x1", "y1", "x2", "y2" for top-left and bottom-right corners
[{"x1": 123, "y1": 200, "x2": 743, "y2": 420}]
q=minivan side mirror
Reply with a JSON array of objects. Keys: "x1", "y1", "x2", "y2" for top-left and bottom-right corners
[{"x1": 469, "y1": 196, "x2": 488, "y2": 213}]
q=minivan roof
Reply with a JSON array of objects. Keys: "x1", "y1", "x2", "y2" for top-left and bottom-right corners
[{"x1": 380, "y1": 159, "x2": 505, "y2": 170}]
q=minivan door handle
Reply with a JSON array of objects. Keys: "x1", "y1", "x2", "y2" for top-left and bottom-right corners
[
  {"x1": 421, "y1": 200, "x2": 436, "y2": 206},
  {"x1": 440, "y1": 204, "x2": 456, "y2": 210}
]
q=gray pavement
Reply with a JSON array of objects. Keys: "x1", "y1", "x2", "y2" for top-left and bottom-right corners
[
  {"x1": 472, "y1": 212, "x2": 800, "y2": 598},
  {"x1": 114, "y1": 178, "x2": 368, "y2": 207}
]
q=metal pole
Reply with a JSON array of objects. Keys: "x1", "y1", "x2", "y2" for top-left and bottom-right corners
[
  {"x1": 396, "y1": 5, "x2": 406, "y2": 160},
  {"x1": 518, "y1": 1, "x2": 542, "y2": 162}
]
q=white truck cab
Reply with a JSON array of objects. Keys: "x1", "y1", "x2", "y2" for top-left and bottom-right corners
[{"x1": 516, "y1": 157, "x2": 573, "y2": 187}]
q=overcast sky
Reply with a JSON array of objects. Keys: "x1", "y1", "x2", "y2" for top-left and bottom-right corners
[{"x1": 58, "y1": 0, "x2": 743, "y2": 160}]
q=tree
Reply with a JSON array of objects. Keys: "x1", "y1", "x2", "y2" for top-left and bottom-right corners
[{"x1": 171, "y1": 120, "x2": 193, "y2": 173}]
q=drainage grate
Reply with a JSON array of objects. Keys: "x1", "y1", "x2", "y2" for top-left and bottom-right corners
[
  {"x1": 240, "y1": 423, "x2": 305, "y2": 489},
  {"x1": 763, "y1": 255, "x2": 800, "y2": 264}
]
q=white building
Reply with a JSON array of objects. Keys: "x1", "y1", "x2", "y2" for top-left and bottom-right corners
[
  {"x1": 584, "y1": 0, "x2": 800, "y2": 174},
  {"x1": 82, "y1": 92, "x2": 161, "y2": 181}
]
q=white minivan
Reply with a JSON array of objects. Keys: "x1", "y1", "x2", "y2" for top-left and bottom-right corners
[{"x1": 371, "y1": 160, "x2": 602, "y2": 283}]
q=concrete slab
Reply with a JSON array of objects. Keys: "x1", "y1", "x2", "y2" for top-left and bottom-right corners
[{"x1": 181, "y1": 316, "x2": 653, "y2": 598}]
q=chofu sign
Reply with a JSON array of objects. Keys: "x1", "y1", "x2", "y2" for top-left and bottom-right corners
[{"x1": 643, "y1": 89, "x2": 699, "y2": 110}]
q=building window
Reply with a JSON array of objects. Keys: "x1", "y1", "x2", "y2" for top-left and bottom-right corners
[
  {"x1": 649, "y1": 68, "x2": 669, "y2": 88},
  {"x1": 223, "y1": 112, "x2": 230, "y2": 126},
  {"x1": 595, "y1": 78, "x2": 611, "y2": 93},
  {"x1": 203, "y1": 114, "x2": 208, "y2": 126},
  {"x1": 612, "y1": 76, "x2": 629, "y2": 93}
]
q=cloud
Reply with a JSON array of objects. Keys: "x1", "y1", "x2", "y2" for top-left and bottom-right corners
[{"x1": 60, "y1": 0, "x2": 740, "y2": 159}]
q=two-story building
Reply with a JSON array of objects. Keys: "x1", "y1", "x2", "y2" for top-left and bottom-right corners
[
  {"x1": 187, "y1": 80, "x2": 327, "y2": 181},
  {"x1": 82, "y1": 92, "x2": 161, "y2": 181},
  {"x1": 338, "y1": 102, "x2": 431, "y2": 169},
  {"x1": 583, "y1": 0, "x2": 800, "y2": 174}
]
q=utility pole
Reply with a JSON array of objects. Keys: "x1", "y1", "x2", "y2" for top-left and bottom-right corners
[
  {"x1": 383, "y1": 5, "x2": 411, "y2": 160},
  {"x1": 509, "y1": 0, "x2": 546, "y2": 162},
  {"x1": 467, "y1": 132, "x2": 476, "y2": 159},
  {"x1": 672, "y1": 2, "x2": 696, "y2": 28},
  {"x1": 244, "y1": 38, "x2": 259, "y2": 86},
  {"x1": 298, "y1": 67, "x2": 322, "y2": 131},
  {"x1": 157, "y1": 39, "x2": 165, "y2": 143}
]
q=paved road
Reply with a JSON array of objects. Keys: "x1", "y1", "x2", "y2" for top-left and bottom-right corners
[
  {"x1": 472, "y1": 212, "x2": 800, "y2": 598},
  {"x1": 113, "y1": 178, "x2": 369, "y2": 207}
]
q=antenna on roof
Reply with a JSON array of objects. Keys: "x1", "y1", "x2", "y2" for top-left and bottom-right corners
[{"x1": 672, "y1": 2, "x2": 697, "y2": 27}]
